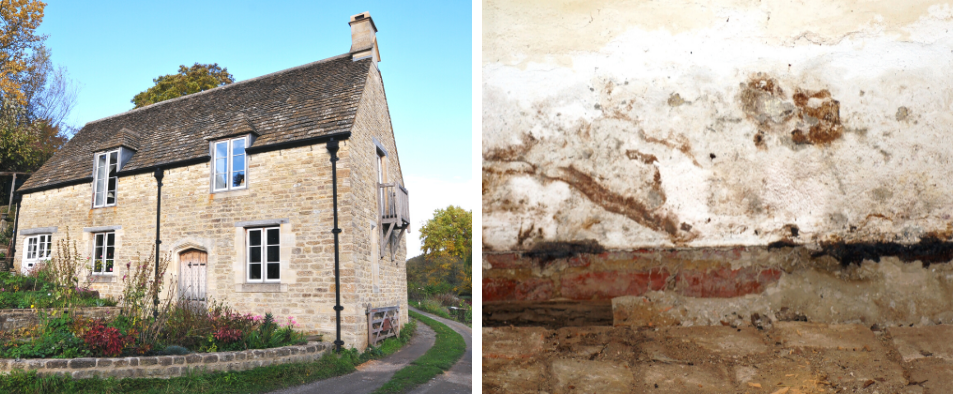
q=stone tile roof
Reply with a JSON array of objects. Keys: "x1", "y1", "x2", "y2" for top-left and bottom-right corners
[
  {"x1": 21, "y1": 54, "x2": 371, "y2": 192},
  {"x1": 99, "y1": 127, "x2": 142, "y2": 151}
]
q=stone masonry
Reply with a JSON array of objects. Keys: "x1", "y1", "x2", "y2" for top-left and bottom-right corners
[
  {"x1": 0, "y1": 341, "x2": 330, "y2": 380},
  {"x1": 484, "y1": 323, "x2": 953, "y2": 393},
  {"x1": 0, "y1": 307, "x2": 120, "y2": 332}
]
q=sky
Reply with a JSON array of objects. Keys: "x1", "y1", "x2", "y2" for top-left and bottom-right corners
[{"x1": 37, "y1": 1, "x2": 473, "y2": 258}]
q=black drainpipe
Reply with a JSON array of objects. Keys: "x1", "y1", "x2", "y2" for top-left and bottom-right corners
[
  {"x1": 153, "y1": 168, "x2": 163, "y2": 320},
  {"x1": 327, "y1": 138, "x2": 344, "y2": 353},
  {"x1": 9, "y1": 193, "x2": 20, "y2": 271}
]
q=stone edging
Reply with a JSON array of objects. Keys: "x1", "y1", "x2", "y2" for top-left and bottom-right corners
[{"x1": 0, "y1": 341, "x2": 331, "y2": 379}]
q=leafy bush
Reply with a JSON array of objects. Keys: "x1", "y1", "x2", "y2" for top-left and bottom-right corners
[{"x1": 82, "y1": 320, "x2": 133, "y2": 357}]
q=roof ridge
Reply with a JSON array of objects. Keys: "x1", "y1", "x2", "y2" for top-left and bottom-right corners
[{"x1": 86, "y1": 52, "x2": 356, "y2": 126}]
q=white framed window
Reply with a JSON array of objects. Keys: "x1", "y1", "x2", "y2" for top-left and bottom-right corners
[
  {"x1": 93, "y1": 149, "x2": 120, "y2": 208},
  {"x1": 92, "y1": 232, "x2": 115, "y2": 275},
  {"x1": 212, "y1": 136, "x2": 247, "y2": 192},
  {"x1": 22, "y1": 234, "x2": 52, "y2": 273},
  {"x1": 246, "y1": 227, "x2": 279, "y2": 282}
]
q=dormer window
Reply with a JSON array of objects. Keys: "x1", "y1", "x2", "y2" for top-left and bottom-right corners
[
  {"x1": 93, "y1": 149, "x2": 120, "y2": 208},
  {"x1": 212, "y1": 136, "x2": 247, "y2": 192}
]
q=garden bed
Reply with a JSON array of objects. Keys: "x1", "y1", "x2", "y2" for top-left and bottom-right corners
[
  {"x1": 0, "y1": 341, "x2": 331, "y2": 379},
  {"x1": 0, "y1": 235, "x2": 309, "y2": 361}
]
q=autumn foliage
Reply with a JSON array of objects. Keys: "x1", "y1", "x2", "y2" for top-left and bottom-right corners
[
  {"x1": 414, "y1": 206, "x2": 472, "y2": 294},
  {"x1": 131, "y1": 63, "x2": 235, "y2": 108}
]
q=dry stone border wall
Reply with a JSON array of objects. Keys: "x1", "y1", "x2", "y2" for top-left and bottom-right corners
[
  {"x1": 0, "y1": 341, "x2": 331, "y2": 379},
  {"x1": 0, "y1": 307, "x2": 121, "y2": 332}
]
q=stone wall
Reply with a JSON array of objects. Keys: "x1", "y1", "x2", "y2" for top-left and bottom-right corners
[
  {"x1": 348, "y1": 62, "x2": 409, "y2": 330},
  {"x1": 0, "y1": 341, "x2": 330, "y2": 379},
  {"x1": 0, "y1": 307, "x2": 120, "y2": 332}
]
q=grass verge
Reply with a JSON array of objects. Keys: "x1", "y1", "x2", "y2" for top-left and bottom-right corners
[
  {"x1": 372, "y1": 310, "x2": 466, "y2": 394},
  {"x1": 0, "y1": 319, "x2": 418, "y2": 394}
]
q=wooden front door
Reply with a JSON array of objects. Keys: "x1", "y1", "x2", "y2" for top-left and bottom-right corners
[{"x1": 179, "y1": 250, "x2": 207, "y2": 304}]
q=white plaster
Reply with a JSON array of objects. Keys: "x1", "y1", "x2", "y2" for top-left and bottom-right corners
[{"x1": 484, "y1": 1, "x2": 953, "y2": 250}]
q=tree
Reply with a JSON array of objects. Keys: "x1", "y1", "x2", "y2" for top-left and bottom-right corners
[
  {"x1": 131, "y1": 63, "x2": 234, "y2": 108},
  {"x1": 0, "y1": 0, "x2": 46, "y2": 106},
  {"x1": 418, "y1": 206, "x2": 472, "y2": 294}
]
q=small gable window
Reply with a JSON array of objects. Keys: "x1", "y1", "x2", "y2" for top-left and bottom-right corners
[
  {"x1": 212, "y1": 137, "x2": 247, "y2": 192},
  {"x1": 93, "y1": 149, "x2": 120, "y2": 208}
]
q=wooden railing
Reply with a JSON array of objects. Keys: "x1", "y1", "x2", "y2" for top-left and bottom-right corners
[
  {"x1": 379, "y1": 182, "x2": 409, "y2": 228},
  {"x1": 379, "y1": 182, "x2": 409, "y2": 260}
]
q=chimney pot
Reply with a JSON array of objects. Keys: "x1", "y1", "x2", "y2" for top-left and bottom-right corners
[{"x1": 349, "y1": 11, "x2": 380, "y2": 63}]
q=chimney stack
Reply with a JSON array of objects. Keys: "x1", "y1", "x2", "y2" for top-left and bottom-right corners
[{"x1": 349, "y1": 12, "x2": 380, "y2": 63}]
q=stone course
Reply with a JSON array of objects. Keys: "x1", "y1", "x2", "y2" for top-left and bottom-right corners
[
  {"x1": 0, "y1": 341, "x2": 330, "y2": 380},
  {"x1": 0, "y1": 307, "x2": 120, "y2": 332},
  {"x1": 484, "y1": 322, "x2": 950, "y2": 393}
]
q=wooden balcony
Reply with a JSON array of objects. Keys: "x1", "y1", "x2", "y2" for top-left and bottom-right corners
[{"x1": 380, "y1": 182, "x2": 409, "y2": 259}]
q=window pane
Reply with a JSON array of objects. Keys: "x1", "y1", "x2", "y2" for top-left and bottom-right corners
[
  {"x1": 267, "y1": 245, "x2": 279, "y2": 262},
  {"x1": 96, "y1": 154, "x2": 107, "y2": 179},
  {"x1": 232, "y1": 170, "x2": 245, "y2": 188},
  {"x1": 214, "y1": 173, "x2": 227, "y2": 190},
  {"x1": 266, "y1": 263, "x2": 279, "y2": 280},
  {"x1": 249, "y1": 230, "x2": 261, "y2": 246},
  {"x1": 215, "y1": 141, "x2": 228, "y2": 159},
  {"x1": 232, "y1": 139, "x2": 245, "y2": 155},
  {"x1": 249, "y1": 247, "x2": 262, "y2": 263},
  {"x1": 107, "y1": 233, "x2": 114, "y2": 247},
  {"x1": 106, "y1": 259, "x2": 113, "y2": 273},
  {"x1": 108, "y1": 152, "x2": 118, "y2": 176},
  {"x1": 250, "y1": 263, "x2": 261, "y2": 280},
  {"x1": 106, "y1": 177, "x2": 117, "y2": 204},
  {"x1": 95, "y1": 259, "x2": 102, "y2": 273},
  {"x1": 215, "y1": 156, "x2": 227, "y2": 190},
  {"x1": 106, "y1": 245, "x2": 114, "y2": 260},
  {"x1": 232, "y1": 154, "x2": 244, "y2": 172},
  {"x1": 26, "y1": 238, "x2": 36, "y2": 259},
  {"x1": 267, "y1": 229, "x2": 279, "y2": 245}
]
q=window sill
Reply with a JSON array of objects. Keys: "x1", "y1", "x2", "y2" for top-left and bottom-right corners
[
  {"x1": 210, "y1": 188, "x2": 250, "y2": 198},
  {"x1": 236, "y1": 283, "x2": 286, "y2": 293},
  {"x1": 90, "y1": 275, "x2": 115, "y2": 283}
]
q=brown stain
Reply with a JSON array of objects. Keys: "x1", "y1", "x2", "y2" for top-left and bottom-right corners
[
  {"x1": 748, "y1": 76, "x2": 784, "y2": 96},
  {"x1": 546, "y1": 165, "x2": 680, "y2": 237},
  {"x1": 640, "y1": 130, "x2": 700, "y2": 167},
  {"x1": 625, "y1": 149, "x2": 664, "y2": 196},
  {"x1": 753, "y1": 131, "x2": 766, "y2": 149},
  {"x1": 484, "y1": 133, "x2": 539, "y2": 162},
  {"x1": 624, "y1": 150, "x2": 658, "y2": 165},
  {"x1": 740, "y1": 75, "x2": 844, "y2": 147},
  {"x1": 792, "y1": 89, "x2": 842, "y2": 145},
  {"x1": 926, "y1": 223, "x2": 953, "y2": 241}
]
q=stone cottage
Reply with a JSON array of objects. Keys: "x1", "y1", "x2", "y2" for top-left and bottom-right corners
[{"x1": 12, "y1": 12, "x2": 409, "y2": 350}]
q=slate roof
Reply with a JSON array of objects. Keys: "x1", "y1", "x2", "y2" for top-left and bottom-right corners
[{"x1": 21, "y1": 54, "x2": 371, "y2": 192}]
